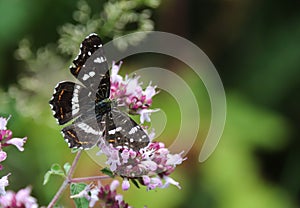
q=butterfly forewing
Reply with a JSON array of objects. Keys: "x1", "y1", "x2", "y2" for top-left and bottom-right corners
[
  {"x1": 70, "y1": 33, "x2": 109, "y2": 94},
  {"x1": 70, "y1": 34, "x2": 103, "y2": 78},
  {"x1": 49, "y1": 82, "x2": 95, "y2": 125}
]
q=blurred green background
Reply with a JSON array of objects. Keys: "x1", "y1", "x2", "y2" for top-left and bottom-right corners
[{"x1": 0, "y1": 0, "x2": 300, "y2": 207}]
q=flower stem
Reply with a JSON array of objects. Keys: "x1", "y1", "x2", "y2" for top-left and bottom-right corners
[
  {"x1": 68, "y1": 150, "x2": 82, "y2": 179},
  {"x1": 70, "y1": 175, "x2": 110, "y2": 183},
  {"x1": 47, "y1": 180, "x2": 69, "y2": 208},
  {"x1": 47, "y1": 150, "x2": 82, "y2": 208}
]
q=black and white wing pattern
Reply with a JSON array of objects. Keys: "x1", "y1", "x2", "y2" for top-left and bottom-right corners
[
  {"x1": 49, "y1": 33, "x2": 150, "y2": 151},
  {"x1": 102, "y1": 107, "x2": 150, "y2": 151},
  {"x1": 50, "y1": 34, "x2": 107, "y2": 149}
]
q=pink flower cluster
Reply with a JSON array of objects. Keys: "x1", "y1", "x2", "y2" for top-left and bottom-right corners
[
  {"x1": 98, "y1": 138, "x2": 185, "y2": 191},
  {"x1": 0, "y1": 187, "x2": 38, "y2": 208},
  {"x1": 110, "y1": 61, "x2": 159, "y2": 124},
  {"x1": 0, "y1": 117, "x2": 27, "y2": 162},
  {"x1": 97, "y1": 64, "x2": 186, "y2": 191},
  {"x1": 71, "y1": 180, "x2": 131, "y2": 208},
  {"x1": 0, "y1": 116, "x2": 28, "y2": 196}
]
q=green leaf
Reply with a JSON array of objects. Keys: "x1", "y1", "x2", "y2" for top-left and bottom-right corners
[
  {"x1": 130, "y1": 178, "x2": 140, "y2": 189},
  {"x1": 71, "y1": 148, "x2": 80, "y2": 153},
  {"x1": 63, "y1": 162, "x2": 71, "y2": 174},
  {"x1": 43, "y1": 171, "x2": 52, "y2": 185},
  {"x1": 70, "y1": 183, "x2": 89, "y2": 208},
  {"x1": 43, "y1": 163, "x2": 66, "y2": 185},
  {"x1": 100, "y1": 167, "x2": 115, "y2": 178},
  {"x1": 51, "y1": 164, "x2": 65, "y2": 177}
]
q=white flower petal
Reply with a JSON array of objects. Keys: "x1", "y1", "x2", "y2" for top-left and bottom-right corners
[
  {"x1": 115, "y1": 194, "x2": 123, "y2": 204},
  {"x1": 144, "y1": 84, "x2": 156, "y2": 100},
  {"x1": 125, "y1": 76, "x2": 143, "y2": 98},
  {"x1": 166, "y1": 151, "x2": 185, "y2": 166},
  {"x1": 111, "y1": 61, "x2": 124, "y2": 83},
  {"x1": 138, "y1": 109, "x2": 159, "y2": 124},
  {"x1": 0, "y1": 174, "x2": 10, "y2": 196},
  {"x1": 89, "y1": 188, "x2": 99, "y2": 207},
  {"x1": 0, "y1": 117, "x2": 8, "y2": 130},
  {"x1": 162, "y1": 176, "x2": 181, "y2": 189}
]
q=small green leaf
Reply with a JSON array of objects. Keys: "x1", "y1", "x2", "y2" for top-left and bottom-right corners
[
  {"x1": 130, "y1": 178, "x2": 140, "y2": 189},
  {"x1": 70, "y1": 183, "x2": 89, "y2": 208},
  {"x1": 71, "y1": 148, "x2": 80, "y2": 153},
  {"x1": 101, "y1": 167, "x2": 115, "y2": 178},
  {"x1": 63, "y1": 162, "x2": 71, "y2": 174},
  {"x1": 43, "y1": 163, "x2": 66, "y2": 185},
  {"x1": 43, "y1": 171, "x2": 51, "y2": 185},
  {"x1": 51, "y1": 164, "x2": 65, "y2": 177}
]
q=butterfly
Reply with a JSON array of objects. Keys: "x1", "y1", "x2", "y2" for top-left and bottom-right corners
[{"x1": 49, "y1": 33, "x2": 149, "y2": 151}]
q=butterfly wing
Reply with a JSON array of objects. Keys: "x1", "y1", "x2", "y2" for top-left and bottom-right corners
[
  {"x1": 50, "y1": 33, "x2": 110, "y2": 149},
  {"x1": 102, "y1": 107, "x2": 150, "y2": 151},
  {"x1": 49, "y1": 81, "x2": 94, "y2": 125},
  {"x1": 61, "y1": 116, "x2": 102, "y2": 149},
  {"x1": 70, "y1": 33, "x2": 109, "y2": 94}
]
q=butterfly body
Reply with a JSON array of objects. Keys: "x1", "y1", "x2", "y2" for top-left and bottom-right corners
[
  {"x1": 95, "y1": 98, "x2": 111, "y2": 122},
  {"x1": 49, "y1": 34, "x2": 149, "y2": 151}
]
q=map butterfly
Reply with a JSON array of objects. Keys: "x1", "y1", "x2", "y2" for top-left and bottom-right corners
[{"x1": 49, "y1": 33, "x2": 149, "y2": 151}]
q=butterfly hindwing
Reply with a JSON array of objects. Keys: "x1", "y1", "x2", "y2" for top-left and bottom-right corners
[
  {"x1": 62, "y1": 116, "x2": 101, "y2": 149},
  {"x1": 102, "y1": 107, "x2": 150, "y2": 151}
]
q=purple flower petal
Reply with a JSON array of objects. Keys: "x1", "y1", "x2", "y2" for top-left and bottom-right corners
[
  {"x1": 120, "y1": 149, "x2": 130, "y2": 163},
  {"x1": 0, "y1": 190, "x2": 14, "y2": 206},
  {"x1": 141, "y1": 160, "x2": 157, "y2": 171},
  {"x1": 6, "y1": 137, "x2": 27, "y2": 151},
  {"x1": 147, "y1": 177, "x2": 162, "y2": 190},
  {"x1": 0, "y1": 151, "x2": 7, "y2": 163},
  {"x1": 122, "y1": 178, "x2": 130, "y2": 191},
  {"x1": 142, "y1": 175, "x2": 151, "y2": 185},
  {"x1": 0, "y1": 130, "x2": 12, "y2": 141},
  {"x1": 110, "y1": 180, "x2": 120, "y2": 191},
  {"x1": 15, "y1": 187, "x2": 38, "y2": 208},
  {"x1": 106, "y1": 148, "x2": 121, "y2": 171}
]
